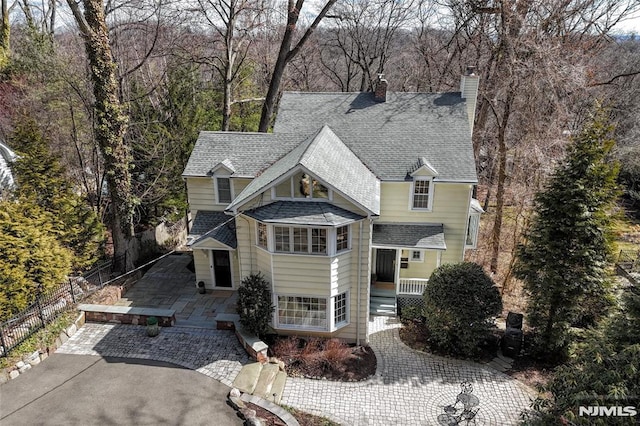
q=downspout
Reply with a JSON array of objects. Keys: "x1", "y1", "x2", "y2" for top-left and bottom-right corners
[
  {"x1": 356, "y1": 220, "x2": 363, "y2": 345},
  {"x1": 238, "y1": 214, "x2": 250, "y2": 278}
]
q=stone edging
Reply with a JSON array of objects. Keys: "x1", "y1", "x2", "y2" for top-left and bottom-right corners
[
  {"x1": 215, "y1": 313, "x2": 269, "y2": 363},
  {"x1": 0, "y1": 312, "x2": 85, "y2": 384},
  {"x1": 228, "y1": 388, "x2": 300, "y2": 426}
]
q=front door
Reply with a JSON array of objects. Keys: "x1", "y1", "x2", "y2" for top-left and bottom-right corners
[
  {"x1": 212, "y1": 250, "x2": 232, "y2": 288},
  {"x1": 376, "y1": 249, "x2": 396, "y2": 282}
]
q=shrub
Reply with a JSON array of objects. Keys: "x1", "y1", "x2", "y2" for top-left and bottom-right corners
[
  {"x1": 423, "y1": 262, "x2": 502, "y2": 358},
  {"x1": 236, "y1": 272, "x2": 274, "y2": 338},
  {"x1": 401, "y1": 305, "x2": 423, "y2": 323}
]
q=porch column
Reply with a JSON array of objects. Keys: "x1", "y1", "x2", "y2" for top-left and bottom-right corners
[{"x1": 395, "y1": 249, "x2": 401, "y2": 294}]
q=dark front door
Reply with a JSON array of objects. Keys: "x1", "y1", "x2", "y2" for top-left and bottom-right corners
[
  {"x1": 376, "y1": 249, "x2": 396, "y2": 282},
  {"x1": 213, "y1": 250, "x2": 232, "y2": 287}
]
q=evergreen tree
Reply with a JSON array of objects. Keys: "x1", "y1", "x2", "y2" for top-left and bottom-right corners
[
  {"x1": 10, "y1": 117, "x2": 105, "y2": 270},
  {"x1": 0, "y1": 200, "x2": 73, "y2": 321},
  {"x1": 525, "y1": 288, "x2": 640, "y2": 425},
  {"x1": 514, "y1": 106, "x2": 620, "y2": 360}
]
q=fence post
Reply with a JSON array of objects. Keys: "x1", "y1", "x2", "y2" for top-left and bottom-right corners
[
  {"x1": 0, "y1": 324, "x2": 7, "y2": 358},
  {"x1": 35, "y1": 288, "x2": 46, "y2": 326},
  {"x1": 69, "y1": 278, "x2": 76, "y2": 304}
]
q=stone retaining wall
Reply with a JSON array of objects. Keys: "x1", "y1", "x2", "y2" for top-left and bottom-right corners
[{"x1": 79, "y1": 305, "x2": 175, "y2": 327}]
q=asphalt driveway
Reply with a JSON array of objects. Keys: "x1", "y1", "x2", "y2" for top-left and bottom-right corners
[{"x1": 0, "y1": 354, "x2": 242, "y2": 426}]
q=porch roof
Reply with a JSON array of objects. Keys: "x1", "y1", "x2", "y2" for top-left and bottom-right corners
[
  {"x1": 243, "y1": 201, "x2": 364, "y2": 226},
  {"x1": 372, "y1": 223, "x2": 446, "y2": 250},
  {"x1": 188, "y1": 211, "x2": 237, "y2": 249}
]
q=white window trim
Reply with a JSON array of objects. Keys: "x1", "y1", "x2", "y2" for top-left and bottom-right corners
[
  {"x1": 270, "y1": 172, "x2": 333, "y2": 202},
  {"x1": 274, "y1": 292, "x2": 350, "y2": 332},
  {"x1": 335, "y1": 225, "x2": 351, "y2": 253},
  {"x1": 256, "y1": 222, "x2": 268, "y2": 250},
  {"x1": 409, "y1": 177, "x2": 434, "y2": 211},
  {"x1": 264, "y1": 224, "x2": 354, "y2": 257},
  {"x1": 214, "y1": 176, "x2": 234, "y2": 204},
  {"x1": 465, "y1": 213, "x2": 481, "y2": 249},
  {"x1": 409, "y1": 250, "x2": 424, "y2": 262}
]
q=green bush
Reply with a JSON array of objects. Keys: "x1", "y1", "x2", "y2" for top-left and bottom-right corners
[
  {"x1": 423, "y1": 262, "x2": 502, "y2": 358},
  {"x1": 401, "y1": 305, "x2": 423, "y2": 323},
  {"x1": 236, "y1": 272, "x2": 274, "y2": 338}
]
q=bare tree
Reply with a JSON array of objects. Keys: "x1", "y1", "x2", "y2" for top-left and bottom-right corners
[
  {"x1": 258, "y1": 0, "x2": 337, "y2": 132},
  {"x1": 185, "y1": 0, "x2": 266, "y2": 130},
  {"x1": 67, "y1": 0, "x2": 135, "y2": 270},
  {"x1": 323, "y1": 0, "x2": 417, "y2": 92}
]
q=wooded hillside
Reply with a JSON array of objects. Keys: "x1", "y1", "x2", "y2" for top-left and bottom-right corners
[{"x1": 1, "y1": 0, "x2": 639, "y2": 278}]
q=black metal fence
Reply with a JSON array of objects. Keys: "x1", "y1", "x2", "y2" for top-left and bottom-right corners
[
  {"x1": 0, "y1": 257, "x2": 120, "y2": 358},
  {"x1": 617, "y1": 250, "x2": 639, "y2": 272},
  {"x1": 0, "y1": 251, "x2": 176, "y2": 358}
]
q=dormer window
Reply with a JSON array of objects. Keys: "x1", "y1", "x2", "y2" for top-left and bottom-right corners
[
  {"x1": 411, "y1": 177, "x2": 433, "y2": 210},
  {"x1": 216, "y1": 177, "x2": 232, "y2": 204},
  {"x1": 273, "y1": 172, "x2": 331, "y2": 200}
]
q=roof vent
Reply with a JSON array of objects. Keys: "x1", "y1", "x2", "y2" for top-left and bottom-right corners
[{"x1": 374, "y1": 74, "x2": 388, "y2": 102}]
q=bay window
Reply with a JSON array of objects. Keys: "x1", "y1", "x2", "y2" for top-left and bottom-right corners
[{"x1": 276, "y1": 292, "x2": 349, "y2": 331}]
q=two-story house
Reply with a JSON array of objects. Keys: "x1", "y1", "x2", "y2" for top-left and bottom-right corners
[{"x1": 182, "y1": 69, "x2": 481, "y2": 344}]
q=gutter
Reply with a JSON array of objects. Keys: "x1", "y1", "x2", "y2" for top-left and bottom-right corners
[{"x1": 356, "y1": 220, "x2": 363, "y2": 345}]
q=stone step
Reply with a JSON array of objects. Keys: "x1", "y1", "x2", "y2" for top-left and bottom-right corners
[
  {"x1": 270, "y1": 371, "x2": 287, "y2": 404},
  {"x1": 253, "y1": 363, "x2": 279, "y2": 399},
  {"x1": 370, "y1": 296, "x2": 396, "y2": 307},
  {"x1": 232, "y1": 362, "x2": 263, "y2": 394},
  {"x1": 370, "y1": 287, "x2": 396, "y2": 298}
]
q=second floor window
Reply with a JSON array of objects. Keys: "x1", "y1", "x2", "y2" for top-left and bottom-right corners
[
  {"x1": 273, "y1": 226, "x2": 327, "y2": 254},
  {"x1": 217, "y1": 177, "x2": 232, "y2": 203},
  {"x1": 412, "y1": 178, "x2": 432, "y2": 210},
  {"x1": 257, "y1": 222, "x2": 268, "y2": 249},
  {"x1": 336, "y1": 225, "x2": 349, "y2": 251}
]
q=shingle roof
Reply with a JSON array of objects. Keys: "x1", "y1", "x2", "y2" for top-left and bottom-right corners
[
  {"x1": 188, "y1": 211, "x2": 237, "y2": 248},
  {"x1": 243, "y1": 201, "x2": 364, "y2": 226},
  {"x1": 273, "y1": 91, "x2": 477, "y2": 182},
  {"x1": 227, "y1": 125, "x2": 379, "y2": 214},
  {"x1": 182, "y1": 133, "x2": 303, "y2": 177},
  {"x1": 372, "y1": 223, "x2": 446, "y2": 249}
]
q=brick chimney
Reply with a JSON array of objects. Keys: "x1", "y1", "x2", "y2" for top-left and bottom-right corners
[
  {"x1": 460, "y1": 66, "x2": 479, "y2": 135},
  {"x1": 374, "y1": 74, "x2": 388, "y2": 102}
]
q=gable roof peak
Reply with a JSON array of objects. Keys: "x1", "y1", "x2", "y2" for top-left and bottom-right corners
[{"x1": 409, "y1": 156, "x2": 438, "y2": 177}]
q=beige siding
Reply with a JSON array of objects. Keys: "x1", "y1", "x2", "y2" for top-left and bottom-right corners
[
  {"x1": 379, "y1": 182, "x2": 472, "y2": 264},
  {"x1": 236, "y1": 216, "x2": 256, "y2": 278},
  {"x1": 330, "y1": 252, "x2": 352, "y2": 293},
  {"x1": 186, "y1": 177, "x2": 220, "y2": 211},
  {"x1": 232, "y1": 178, "x2": 252, "y2": 197},
  {"x1": 272, "y1": 255, "x2": 332, "y2": 296},
  {"x1": 331, "y1": 192, "x2": 369, "y2": 216},
  {"x1": 256, "y1": 248, "x2": 272, "y2": 285},
  {"x1": 193, "y1": 249, "x2": 211, "y2": 286},
  {"x1": 344, "y1": 219, "x2": 372, "y2": 343},
  {"x1": 193, "y1": 248, "x2": 241, "y2": 289},
  {"x1": 399, "y1": 249, "x2": 438, "y2": 279}
]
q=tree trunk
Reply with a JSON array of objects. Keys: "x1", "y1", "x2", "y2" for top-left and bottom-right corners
[
  {"x1": 490, "y1": 91, "x2": 513, "y2": 274},
  {"x1": 0, "y1": 0, "x2": 9, "y2": 70},
  {"x1": 258, "y1": 1, "x2": 298, "y2": 132},
  {"x1": 70, "y1": 0, "x2": 135, "y2": 271},
  {"x1": 258, "y1": 0, "x2": 337, "y2": 132}
]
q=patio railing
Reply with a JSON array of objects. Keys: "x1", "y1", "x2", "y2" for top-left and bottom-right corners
[{"x1": 398, "y1": 278, "x2": 429, "y2": 295}]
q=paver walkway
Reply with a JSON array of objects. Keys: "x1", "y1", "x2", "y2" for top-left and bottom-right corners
[
  {"x1": 282, "y1": 316, "x2": 536, "y2": 425},
  {"x1": 113, "y1": 253, "x2": 238, "y2": 329},
  {"x1": 57, "y1": 316, "x2": 535, "y2": 425},
  {"x1": 56, "y1": 324, "x2": 250, "y2": 387}
]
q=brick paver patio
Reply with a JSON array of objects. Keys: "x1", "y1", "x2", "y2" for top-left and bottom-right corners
[{"x1": 57, "y1": 315, "x2": 535, "y2": 425}]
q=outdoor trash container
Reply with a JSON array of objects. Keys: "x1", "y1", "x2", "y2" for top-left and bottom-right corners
[{"x1": 501, "y1": 328, "x2": 523, "y2": 357}]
